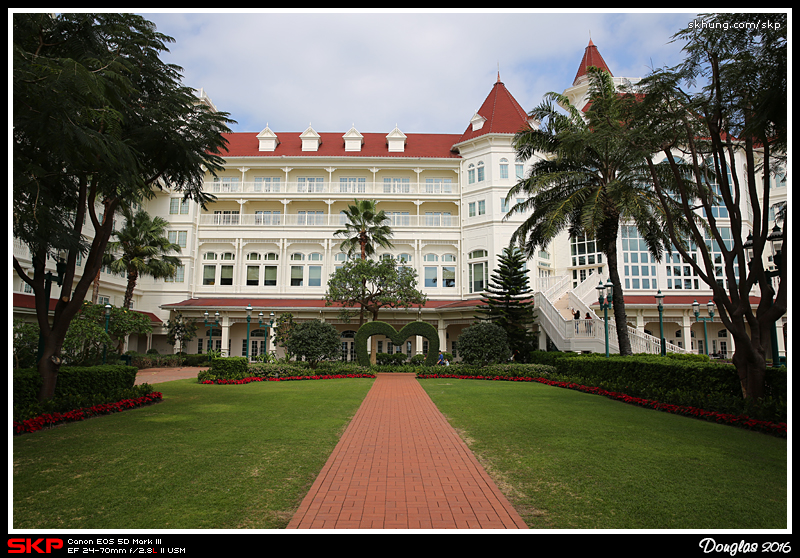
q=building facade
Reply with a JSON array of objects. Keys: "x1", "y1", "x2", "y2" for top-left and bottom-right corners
[{"x1": 13, "y1": 41, "x2": 787, "y2": 362}]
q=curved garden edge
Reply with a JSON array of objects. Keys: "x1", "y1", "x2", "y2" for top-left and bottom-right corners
[
  {"x1": 199, "y1": 373, "x2": 376, "y2": 385},
  {"x1": 13, "y1": 392, "x2": 164, "y2": 435},
  {"x1": 416, "y1": 373, "x2": 788, "y2": 438}
]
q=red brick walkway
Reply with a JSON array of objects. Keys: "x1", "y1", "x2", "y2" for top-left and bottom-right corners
[{"x1": 287, "y1": 373, "x2": 528, "y2": 530}]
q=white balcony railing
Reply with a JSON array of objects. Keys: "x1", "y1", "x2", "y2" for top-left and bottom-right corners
[
  {"x1": 199, "y1": 213, "x2": 459, "y2": 228},
  {"x1": 203, "y1": 181, "x2": 460, "y2": 196}
]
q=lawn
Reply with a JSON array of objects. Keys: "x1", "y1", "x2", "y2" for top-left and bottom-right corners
[
  {"x1": 12, "y1": 377, "x2": 374, "y2": 530},
  {"x1": 13, "y1": 374, "x2": 787, "y2": 530},
  {"x1": 418, "y1": 378, "x2": 787, "y2": 530}
]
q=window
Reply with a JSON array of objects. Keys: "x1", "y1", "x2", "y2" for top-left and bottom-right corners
[
  {"x1": 383, "y1": 177, "x2": 410, "y2": 194},
  {"x1": 212, "y1": 177, "x2": 240, "y2": 192},
  {"x1": 468, "y1": 164, "x2": 475, "y2": 184},
  {"x1": 469, "y1": 202, "x2": 476, "y2": 217},
  {"x1": 425, "y1": 178, "x2": 452, "y2": 193},
  {"x1": 165, "y1": 265, "x2": 184, "y2": 283},
  {"x1": 386, "y1": 211, "x2": 410, "y2": 227},
  {"x1": 468, "y1": 250, "x2": 489, "y2": 294},
  {"x1": 298, "y1": 177, "x2": 324, "y2": 193},
  {"x1": 213, "y1": 210, "x2": 239, "y2": 225},
  {"x1": 297, "y1": 211, "x2": 324, "y2": 226},
  {"x1": 255, "y1": 210, "x2": 281, "y2": 225},
  {"x1": 499, "y1": 158, "x2": 509, "y2": 179},
  {"x1": 425, "y1": 212, "x2": 451, "y2": 226},
  {"x1": 477, "y1": 161, "x2": 485, "y2": 182},
  {"x1": 478, "y1": 200, "x2": 485, "y2": 215},
  {"x1": 202, "y1": 252, "x2": 234, "y2": 286},
  {"x1": 516, "y1": 163, "x2": 524, "y2": 179},
  {"x1": 340, "y1": 177, "x2": 366, "y2": 193},
  {"x1": 169, "y1": 198, "x2": 189, "y2": 214},
  {"x1": 621, "y1": 226, "x2": 656, "y2": 290},
  {"x1": 254, "y1": 177, "x2": 281, "y2": 192},
  {"x1": 168, "y1": 230, "x2": 187, "y2": 248}
]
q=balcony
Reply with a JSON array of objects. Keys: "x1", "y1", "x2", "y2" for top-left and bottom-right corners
[
  {"x1": 198, "y1": 213, "x2": 460, "y2": 229},
  {"x1": 202, "y1": 180, "x2": 460, "y2": 197}
]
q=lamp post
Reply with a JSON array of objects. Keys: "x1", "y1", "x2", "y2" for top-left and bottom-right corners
[
  {"x1": 655, "y1": 290, "x2": 666, "y2": 356},
  {"x1": 103, "y1": 303, "x2": 112, "y2": 364},
  {"x1": 259, "y1": 311, "x2": 275, "y2": 359},
  {"x1": 204, "y1": 310, "x2": 220, "y2": 362},
  {"x1": 596, "y1": 279, "x2": 613, "y2": 358},
  {"x1": 693, "y1": 300, "x2": 714, "y2": 356},
  {"x1": 245, "y1": 304, "x2": 252, "y2": 361}
]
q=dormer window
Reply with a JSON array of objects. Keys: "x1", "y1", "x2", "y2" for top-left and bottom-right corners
[
  {"x1": 257, "y1": 124, "x2": 279, "y2": 152},
  {"x1": 300, "y1": 126, "x2": 321, "y2": 151},
  {"x1": 343, "y1": 126, "x2": 364, "y2": 152},
  {"x1": 386, "y1": 126, "x2": 407, "y2": 152},
  {"x1": 470, "y1": 112, "x2": 486, "y2": 131}
]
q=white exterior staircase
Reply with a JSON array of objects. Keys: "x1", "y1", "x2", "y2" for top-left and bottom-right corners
[{"x1": 532, "y1": 275, "x2": 687, "y2": 355}]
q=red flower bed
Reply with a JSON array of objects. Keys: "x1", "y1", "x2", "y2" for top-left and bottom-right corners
[
  {"x1": 13, "y1": 392, "x2": 163, "y2": 435},
  {"x1": 201, "y1": 373, "x2": 376, "y2": 385},
  {"x1": 417, "y1": 374, "x2": 787, "y2": 437}
]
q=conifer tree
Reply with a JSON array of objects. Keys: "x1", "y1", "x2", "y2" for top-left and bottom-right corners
[{"x1": 475, "y1": 246, "x2": 536, "y2": 361}]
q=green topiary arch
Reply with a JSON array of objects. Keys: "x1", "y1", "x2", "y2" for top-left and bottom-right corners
[{"x1": 354, "y1": 321, "x2": 440, "y2": 367}]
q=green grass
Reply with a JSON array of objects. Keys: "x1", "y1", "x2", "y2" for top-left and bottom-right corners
[
  {"x1": 418, "y1": 378, "x2": 787, "y2": 529},
  {"x1": 14, "y1": 375, "x2": 788, "y2": 530},
  {"x1": 12, "y1": 377, "x2": 374, "y2": 530}
]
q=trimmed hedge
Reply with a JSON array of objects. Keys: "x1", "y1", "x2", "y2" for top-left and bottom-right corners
[
  {"x1": 416, "y1": 363, "x2": 557, "y2": 379},
  {"x1": 354, "y1": 321, "x2": 439, "y2": 366},
  {"x1": 13, "y1": 365, "x2": 138, "y2": 407}
]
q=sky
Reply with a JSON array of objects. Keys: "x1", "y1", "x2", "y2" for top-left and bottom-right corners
[{"x1": 135, "y1": 10, "x2": 709, "y2": 136}]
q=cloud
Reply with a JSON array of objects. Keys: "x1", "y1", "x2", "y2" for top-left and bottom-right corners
[{"x1": 141, "y1": 11, "x2": 698, "y2": 134}]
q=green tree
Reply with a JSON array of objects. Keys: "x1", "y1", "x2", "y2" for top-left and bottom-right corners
[
  {"x1": 13, "y1": 13, "x2": 233, "y2": 401},
  {"x1": 13, "y1": 320, "x2": 40, "y2": 369},
  {"x1": 165, "y1": 312, "x2": 198, "y2": 355},
  {"x1": 458, "y1": 322, "x2": 511, "y2": 366},
  {"x1": 625, "y1": 13, "x2": 787, "y2": 400},
  {"x1": 334, "y1": 199, "x2": 394, "y2": 260},
  {"x1": 272, "y1": 312, "x2": 296, "y2": 362},
  {"x1": 326, "y1": 257, "x2": 426, "y2": 365},
  {"x1": 105, "y1": 207, "x2": 182, "y2": 310},
  {"x1": 475, "y1": 246, "x2": 536, "y2": 360},
  {"x1": 506, "y1": 66, "x2": 682, "y2": 356},
  {"x1": 325, "y1": 258, "x2": 427, "y2": 325},
  {"x1": 61, "y1": 302, "x2": 152, "y2": 365},
  {"x1": 285, "y1": 320, "x2": 341, "y2": 370}
]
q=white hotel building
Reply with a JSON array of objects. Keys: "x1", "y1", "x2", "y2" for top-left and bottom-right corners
[{"x1": 13, "y1": 41, "x2": 787, "y2": 362}]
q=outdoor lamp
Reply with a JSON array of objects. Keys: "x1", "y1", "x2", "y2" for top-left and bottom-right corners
[
  {"x1": 655, "y1": 290, "x2": 666, "y2": 356},
  {"x1": 246, "y1": 304, "x2": 253, "y2": 361},
  {"x1": 103, "y1": 303, "x2": 112, "y2": 364}
]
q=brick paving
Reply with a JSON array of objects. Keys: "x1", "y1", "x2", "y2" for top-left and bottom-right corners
[{"x1": 287, "y1": 373, "x2": 528, "y2": 530}]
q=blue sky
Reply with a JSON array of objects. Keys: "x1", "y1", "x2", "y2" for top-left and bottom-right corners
[{"x1": 134, "y1": 11, "x2": 716, "y2": 135}]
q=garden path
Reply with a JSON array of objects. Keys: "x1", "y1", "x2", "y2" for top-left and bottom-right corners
[{"x1": 287, "y1": 372, "x2": 528, "y2": 530}]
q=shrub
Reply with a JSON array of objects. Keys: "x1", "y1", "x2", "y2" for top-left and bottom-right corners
[
  {"x1": 285, "y1": 320, "x2": 341, "y2": 369},
  {"x1": 457, "y1": 322, "x2": 511, "y2": 366}
]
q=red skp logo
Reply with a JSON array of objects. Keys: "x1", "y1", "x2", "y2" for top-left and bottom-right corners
[{"x1": 8, "y1": 539, "x2": 64, "y2": 554}]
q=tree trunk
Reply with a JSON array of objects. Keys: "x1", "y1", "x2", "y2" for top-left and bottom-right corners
[{"x1": 604, "y1": 238, "x2": 633, "y2": 356}]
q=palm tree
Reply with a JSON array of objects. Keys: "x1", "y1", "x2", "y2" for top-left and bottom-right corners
[
  {"x1": 334, "y1": 199, "x2": 394, "y2": 260},
  {"x1": 105, "y1": 207, "x2": 182, "y2": 311},
  {"x1": 506, "y1": 67, "x2": 682, "y2": 355}
]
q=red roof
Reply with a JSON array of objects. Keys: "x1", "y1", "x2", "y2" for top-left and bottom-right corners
[
  {"x1": 455, "y1": 76, "x2": 531, "y2": 144},
  {"x1": 13, "y1": 293, "x2": 164, "y2": 324},
  {"x1": 573, "y1": 39, "x2": 613, "y2": 86},
  {"x1": 219, "y1": 131, "x2": 462, "y2": 159}
]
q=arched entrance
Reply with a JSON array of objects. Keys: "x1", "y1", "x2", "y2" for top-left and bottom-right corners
[{"x1": 340, "y1": 330, "x2": 357, "y2": 362}]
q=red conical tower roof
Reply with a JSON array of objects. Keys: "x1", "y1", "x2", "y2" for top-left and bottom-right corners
[
  {"x1": 455, "y1": 74, "x2": 530, "y2": 145},
  {"x1": 573, "y1": 39, "x2": 613, "y2": 86}
]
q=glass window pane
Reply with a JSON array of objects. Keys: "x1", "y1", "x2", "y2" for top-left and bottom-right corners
[{"x1": 264, "y1": 266, "x2": 277, "y2": 286}]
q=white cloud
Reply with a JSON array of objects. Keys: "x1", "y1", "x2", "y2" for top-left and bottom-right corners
[{"x1": 140, "y1": 11, "x2": 699, "y2": 134}]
